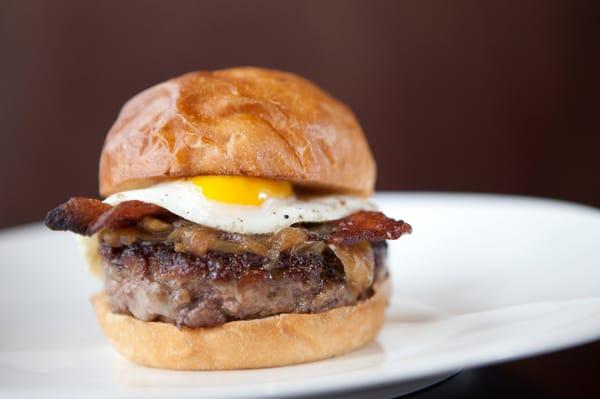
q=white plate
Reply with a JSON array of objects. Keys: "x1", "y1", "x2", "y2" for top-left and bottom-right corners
[{"x1": 1, "y1": 193, "x2": 600, "y2": 398}]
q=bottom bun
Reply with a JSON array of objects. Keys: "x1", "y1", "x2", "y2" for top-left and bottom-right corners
[{"x1": 91, "y1": 278, "x2": 390, "y2": 370}]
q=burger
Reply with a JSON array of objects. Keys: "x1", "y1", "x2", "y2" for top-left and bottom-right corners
[{"x1": 45, "y1": 67, "x2": 412, "y2": 370}]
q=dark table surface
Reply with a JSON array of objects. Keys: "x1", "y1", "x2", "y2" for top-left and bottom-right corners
[{"x1": 405, "y1": 340, "x2": 600, "y2": 398}]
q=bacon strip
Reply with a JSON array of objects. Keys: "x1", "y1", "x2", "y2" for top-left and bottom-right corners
[
  {"x1": 45, "y1": 199, "x2": 411, "y2": 244},
  {"x1": 44, "y1": 197, "x2": 168, "y2": 236},
  {"x1": 323, "y1": 211, "x2": 412, "y2": 245}
]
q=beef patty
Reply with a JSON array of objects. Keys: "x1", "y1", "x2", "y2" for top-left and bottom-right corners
[{"x1": 101, "y1": 241, "x2": 388, "y2": 328}]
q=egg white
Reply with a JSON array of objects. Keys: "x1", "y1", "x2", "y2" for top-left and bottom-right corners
[{"x1": 103, "y1": 180, "x2": 376, "y2": 234}]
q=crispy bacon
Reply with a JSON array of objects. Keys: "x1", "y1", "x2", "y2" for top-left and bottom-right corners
[
  {"x1": 323, "y1": 211, "x2": 412, "y2": 245},
  {"x1": 44, "y1": 197, "x2": 168, "y2": 236},
  {"x1": 45, "y1": 199, "x2": 411, "y2": 245}
]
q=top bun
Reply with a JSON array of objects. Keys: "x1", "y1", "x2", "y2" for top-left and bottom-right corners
[{"x1": 99, "y1": 67, "x2": 376, "y2": 197}]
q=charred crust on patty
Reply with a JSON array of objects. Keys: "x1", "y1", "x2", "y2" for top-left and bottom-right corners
[{"x1": 101, "y1": 241, "x2": 388, "y2": 328}]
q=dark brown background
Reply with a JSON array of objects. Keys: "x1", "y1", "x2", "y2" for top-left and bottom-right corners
[
  {"x1": 1, "y1": 1, "x2": 600, "y2": 397},
  {"x1": 1, "y1": 0, "x2": 599, "y2": 229}
]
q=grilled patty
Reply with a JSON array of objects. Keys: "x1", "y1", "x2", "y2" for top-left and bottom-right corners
[{"x1": 101, "y1": 241, "x2": 388, "y2": 328}]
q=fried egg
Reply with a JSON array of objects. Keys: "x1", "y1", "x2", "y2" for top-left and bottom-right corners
[{"x1": 103, "y1": 176, "x2": 375, "y2": 234}]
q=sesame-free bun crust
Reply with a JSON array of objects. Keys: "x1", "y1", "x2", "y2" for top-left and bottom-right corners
[
  {"x1": 99, "y1": 67, "x2": 376, "y2": 197},
  {"x1": 91, "y1": 279, "x2": 389, "y2": 370}
]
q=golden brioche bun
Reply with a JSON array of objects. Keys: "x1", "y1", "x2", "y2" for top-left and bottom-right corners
[
  {"x1": 91, "y1": 279, "x2": 389, "y2": 370},
  {"x1": 99, "y1": 67, "x2": 375, "y2": 197}
]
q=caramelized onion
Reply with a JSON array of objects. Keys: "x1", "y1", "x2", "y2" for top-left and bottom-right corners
[
  {"x1": 101, "y1": 217, "x2": 374, "y2": 292},
  {"x1": 100, "y1": 228, "x2": 162, "y2": 247},
  {"x1": 164, "y1": 224, "x2": 315, "y2": 259},
  {"x1": 266, "y1": 228, "x2": 309, "y2": 258},
  {"x1": 290, "y1": 241, "x2": 328, "y2": 256},
  {"x1": 168, "y1": 225, "x2": 219, "y2": 256},
  {"x1": 328, "y1": 242, "x2": 375, "y2": 293},
  {"x1": 139, "y1": 217, "x2": 172, "y2": 233}
]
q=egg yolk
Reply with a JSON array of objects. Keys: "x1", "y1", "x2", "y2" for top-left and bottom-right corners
[{"x1": 189, "y1": 176, "x2": 293, "y2": 205}]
